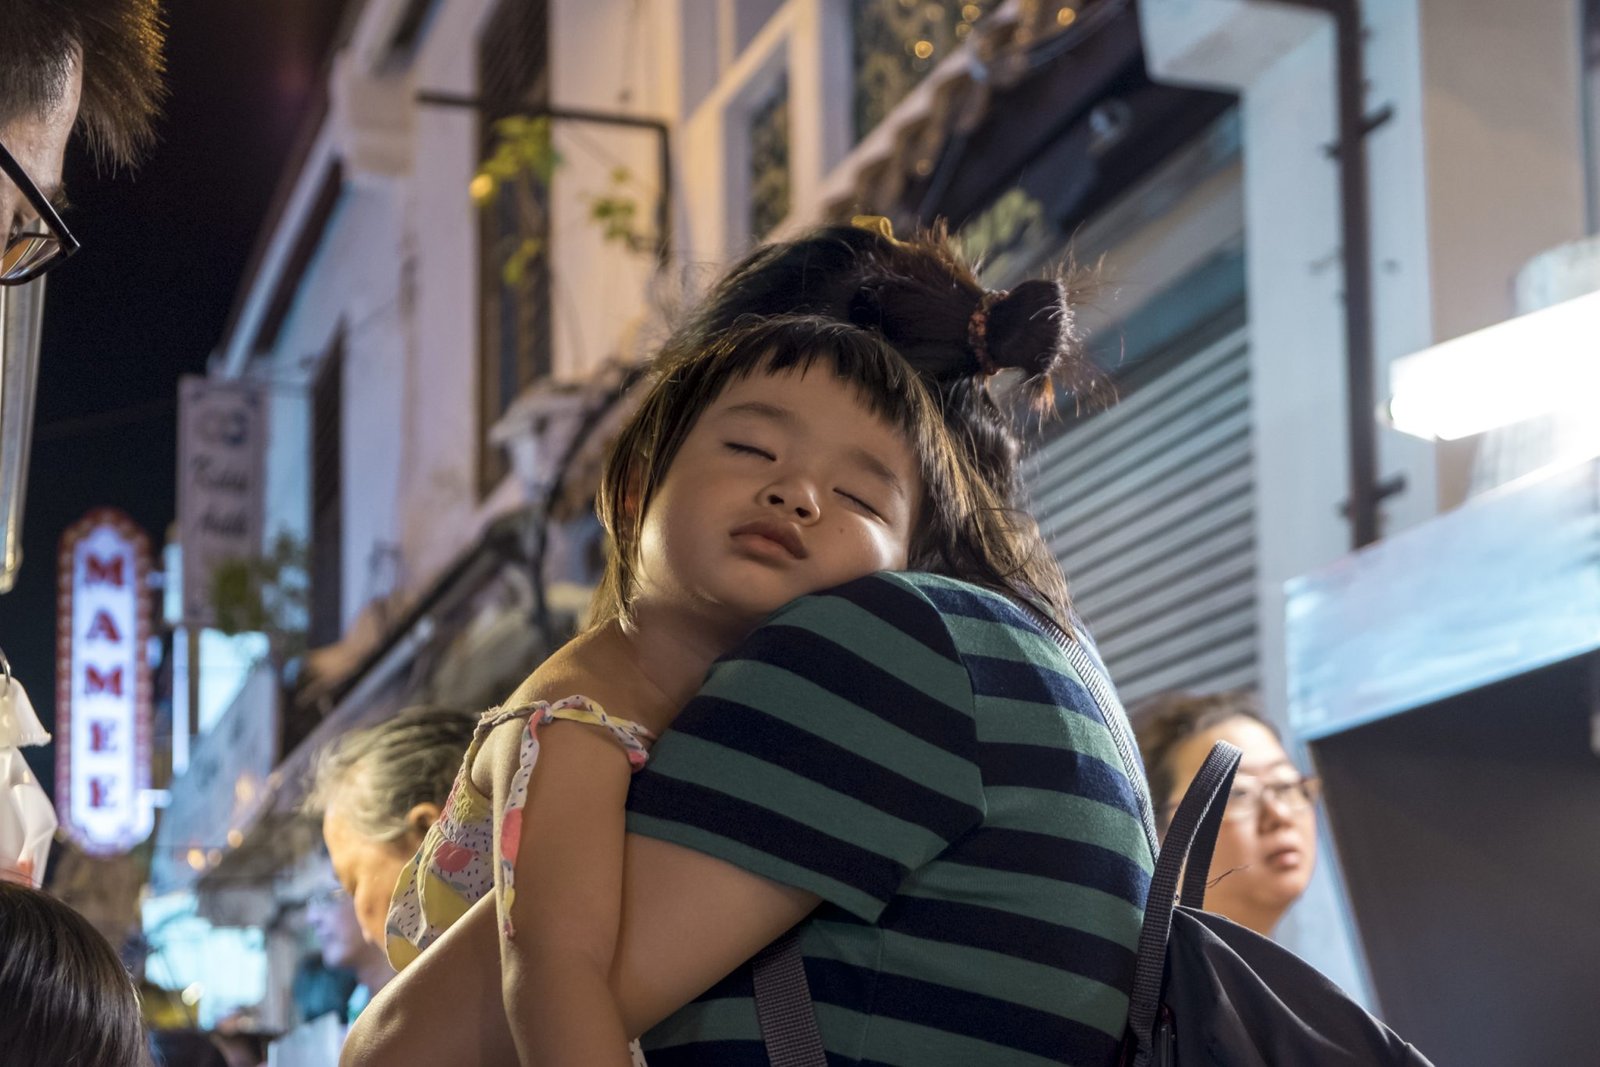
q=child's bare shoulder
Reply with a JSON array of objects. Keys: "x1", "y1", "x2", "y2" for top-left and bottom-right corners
[{"x1": 471, "y1": 628, "x2": 649, "y2": 798}]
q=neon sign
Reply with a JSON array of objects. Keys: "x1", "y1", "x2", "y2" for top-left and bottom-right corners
[{"x1": 56, "y1": 508, "x2": 153, "y2": 854}]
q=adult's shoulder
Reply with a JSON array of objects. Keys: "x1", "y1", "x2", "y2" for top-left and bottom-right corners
[{"x1": 764, "y1": 570, "x2": 1022, "y2": 625}]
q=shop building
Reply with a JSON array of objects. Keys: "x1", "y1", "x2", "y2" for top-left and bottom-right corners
[{"x1": 147, "y1": 0, "x2": 1600, "y2": 1059}]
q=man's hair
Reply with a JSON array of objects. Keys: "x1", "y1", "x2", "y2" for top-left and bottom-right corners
[{"x1": 0, "y1": 0, "x2": 167, "y2": 166}]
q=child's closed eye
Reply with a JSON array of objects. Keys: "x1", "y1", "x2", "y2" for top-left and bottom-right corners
[
  {"x1": 724, "y1": 441, "x2": 775, "y2": 460},
  {"x1": 835, "y1": 489, "x2": 884, "y2": 519}
]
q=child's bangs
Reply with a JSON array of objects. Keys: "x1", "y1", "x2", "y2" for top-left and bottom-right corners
[{"x1": 711, "y1": 316, "x2": 934, "y2": 443}]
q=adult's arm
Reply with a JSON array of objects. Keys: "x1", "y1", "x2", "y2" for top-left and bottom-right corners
[
  {"x1": 612, "y1": 834, "x2": 821, "y2": 1036},
  {"x1": 341, "y1": 893, "x2": 515, "y2": 1067}
]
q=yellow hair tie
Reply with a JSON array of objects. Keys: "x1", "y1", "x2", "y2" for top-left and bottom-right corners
[{"x1": 851, "y1": 214, "x2": 899, "y2": 244}]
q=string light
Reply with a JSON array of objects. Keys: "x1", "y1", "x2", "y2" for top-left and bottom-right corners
[{"x1": 913, "y1": 39, "x2": 935, "y2": 59}]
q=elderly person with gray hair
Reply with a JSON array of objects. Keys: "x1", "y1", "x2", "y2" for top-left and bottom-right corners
[{"x1": 307, "y1": 706, "x2": 475, "y2": 948}]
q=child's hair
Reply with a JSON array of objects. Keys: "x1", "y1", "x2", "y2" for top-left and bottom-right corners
[
  {"x1": 0, "y1": 881, "x2": 149, "y2": 1067},
  {"x1": 592, "y1": 313, "x2": 1016, "y2": 625},
  {"x1": 1129, "y1": 689, "x2": 1281, "y2": 819},
  {"x1": 628, "y1": 223, "x2": 1102, "y2": 624}
]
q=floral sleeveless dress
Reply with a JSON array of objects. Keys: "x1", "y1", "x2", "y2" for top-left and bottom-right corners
[{"x1": 385, "y1": 695, "x2": 653, "y2": 1064}]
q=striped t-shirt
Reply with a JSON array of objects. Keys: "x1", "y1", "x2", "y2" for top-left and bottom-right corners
[{"x1": 625, "y1": 572, "x2": 1155, "y2": 1066}]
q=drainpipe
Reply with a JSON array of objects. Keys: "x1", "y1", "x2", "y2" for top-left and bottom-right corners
[{"x1": 1272, "y1": 0, "x2": 1403, "y2": 549}]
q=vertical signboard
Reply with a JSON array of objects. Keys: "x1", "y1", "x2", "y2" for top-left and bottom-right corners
[
  {"x1": 178, "y1": 376, "x2": 265, "y2": 627},
  {"x1": 56, "y1": 508, "x2": 153, "y2": 854}
]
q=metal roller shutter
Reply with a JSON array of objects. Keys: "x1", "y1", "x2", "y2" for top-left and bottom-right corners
[{"x1": 1024, "y1": 313, "x2": 1256, "y2": 704}]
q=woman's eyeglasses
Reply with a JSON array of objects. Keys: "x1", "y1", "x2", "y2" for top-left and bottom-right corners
[
  {"x1": 1221, "y1": 775, "x2": 1321, "y2": 822},
  {"x1": 0, "y1": 138, "x2": 79, "y2": 285},
  {"x1": 1161, "y1": 774, "x2": 1322, "y2": 824}
]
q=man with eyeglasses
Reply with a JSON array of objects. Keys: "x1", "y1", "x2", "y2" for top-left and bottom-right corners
[
  {"x1": 1, "y1": 0, "x2": 167, "y2": 282},
  {"x1": 0, "y1": 0, "x2": 168, "y2": 887},
  {"x1": 0, "y1": 0, "x2": 165, "y2": 565}
]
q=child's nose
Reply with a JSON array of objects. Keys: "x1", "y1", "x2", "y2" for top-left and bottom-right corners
[{"x1": 764, "y1": 484, "x2": 819, "y2": 520}]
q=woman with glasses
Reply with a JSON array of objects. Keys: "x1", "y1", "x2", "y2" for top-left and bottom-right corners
[{"x1": 1132, "y1": 689, "x2": 1322, "y2": 937}]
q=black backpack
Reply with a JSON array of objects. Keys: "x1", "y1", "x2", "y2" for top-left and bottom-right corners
[{"x1": 1122, "y1": 740, "x2": 1434, "y2": 1067}]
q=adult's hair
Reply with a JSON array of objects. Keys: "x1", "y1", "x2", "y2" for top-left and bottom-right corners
[
  {"x1": 305, "y1": 705, "x2": 475, "y2": 843},
  {"x1": 0, "y1": 881, "x2": 149, "y2": 1067},
  {"x1": 1130, "y1": 689, "x2": 1280, "y2": 817},
  {"x1": 658, "y1": 223, "x2": 1105, "y2": 626},
  {"x1": 593, "y1": 313, "x2": 1004, "y2": 625},
  {"x1": 0, "y1": 0, "x2": 167, "y2": 165}
]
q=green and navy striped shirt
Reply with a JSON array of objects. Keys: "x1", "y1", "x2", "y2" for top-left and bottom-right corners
[{"x1": 626, "y1": 572, "x2": 1154, "y2": 1066}]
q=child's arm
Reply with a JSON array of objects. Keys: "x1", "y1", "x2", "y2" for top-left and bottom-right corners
[{"x1": 480, "y1": 716, "x2": 636, "y2": 1067}]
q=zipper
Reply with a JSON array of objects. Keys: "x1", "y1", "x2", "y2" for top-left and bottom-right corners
[{"x1": 1021, "y1": 605, "x2": 1160, "y2": 861}]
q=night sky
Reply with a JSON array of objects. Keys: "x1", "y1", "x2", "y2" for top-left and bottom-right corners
[{"x1": 1, "y1": 0, "x2": 351, "y2": 795}]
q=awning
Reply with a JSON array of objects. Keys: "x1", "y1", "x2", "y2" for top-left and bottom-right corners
[{"x1": 1285, "y1": 455, "x2": 1600, "y2": 740}]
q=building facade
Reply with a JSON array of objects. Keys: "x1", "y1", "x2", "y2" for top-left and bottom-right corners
[{"x1": 147, "y1": 0, "x2": 1600, "y2": 1056}]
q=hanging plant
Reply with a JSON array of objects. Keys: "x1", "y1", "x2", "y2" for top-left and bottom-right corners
[
  {"x1": 471, "y1": 117, "x2": 654, "y2": 285},
  {"x1": 209, "y1": 531, "x2": 309, "y2": 666}
]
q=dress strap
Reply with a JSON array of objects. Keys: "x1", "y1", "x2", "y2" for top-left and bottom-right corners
[{"x1": 543, "y1": 695, "x2": 654, "y2": 769}]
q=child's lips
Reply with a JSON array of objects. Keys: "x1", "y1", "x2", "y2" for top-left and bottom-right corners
[{"x1": 730, "y1": 520, "x2": 807, "y2": 559}]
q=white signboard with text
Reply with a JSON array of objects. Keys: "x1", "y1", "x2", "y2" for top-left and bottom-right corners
[
  {"x1": 178, "y1": 376, "x2": 265, "y2": 627},
  {"x1": 56, "y1": 509, "x2": 153, "y2": 855}
]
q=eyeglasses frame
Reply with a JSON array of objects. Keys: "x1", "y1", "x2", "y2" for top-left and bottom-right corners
[
  {"x1": 1160, "y1": 773, "x2": 1322, "y2": 824},
  {"x1": 0, "y1": 137, "x2": 80, "y2": 285}
]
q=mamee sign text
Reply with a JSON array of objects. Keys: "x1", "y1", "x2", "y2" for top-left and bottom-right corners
[{"x1": 56, "y1": 508, "x2": 153, "y2": 854}]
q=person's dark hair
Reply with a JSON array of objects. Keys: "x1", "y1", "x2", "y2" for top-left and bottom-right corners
[
  {"x1": 0, "y1": 881, "x2": 149, "y2": 1067},
  {"x1": 305, "y1": 705, "x2": 475, "y2": 842},
  {"x1": 1130, "y1": 689, "x2": 1280, "y2": 823},
  {"x1": 593, "y1": 313, "x2": 1006, "y2": 625},
  {"x1": 659, "y1": 223, "x2": 1105, "y2": 625},
  {"x1": 0, "y1": 0, "x2": 167, "y2": 165}
]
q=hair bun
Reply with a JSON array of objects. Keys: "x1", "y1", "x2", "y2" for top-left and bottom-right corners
[{"x1": 982, "y1": 279, "x2": 1074, "y2": 380}]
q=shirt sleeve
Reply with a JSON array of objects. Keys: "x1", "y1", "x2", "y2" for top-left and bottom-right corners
[{"x1": 625, "y1": 573, "x2": 985, "y2": 922}]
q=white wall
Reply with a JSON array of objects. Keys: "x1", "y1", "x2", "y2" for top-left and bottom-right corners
[
  {"x1": 547, "y1": 0, "x2": 675, "y2": 378},
  {"x1": 1417, "y1": 0, "x2": 1588, "y2": 509}
]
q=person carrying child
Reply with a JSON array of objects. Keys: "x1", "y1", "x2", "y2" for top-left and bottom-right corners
[{"x1": 346, "y1": 228, "x2": 1154, "y2": 1067}]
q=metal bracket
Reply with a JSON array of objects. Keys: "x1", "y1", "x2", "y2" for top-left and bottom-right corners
[
  {"x1": 1325, "y1": 104, "x2": 1396, "y2": 159},
  {"x1": 1338, "y1": 472, "x2": 1408, "y2": 520}
]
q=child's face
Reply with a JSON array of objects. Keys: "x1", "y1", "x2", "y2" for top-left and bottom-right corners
[{"x1": 633, "y1": 366, "x2": 921, "y2": 634}]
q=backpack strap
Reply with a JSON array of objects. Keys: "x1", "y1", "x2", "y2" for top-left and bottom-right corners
[
  {"x1": 1126, "y1": 741, "x2": 1243, "y2": 1064},
  {"x1": 751, "y1": 928, "x2": 829, "y2": 1066}
]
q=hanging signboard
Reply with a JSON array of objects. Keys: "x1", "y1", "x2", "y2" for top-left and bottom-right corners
[
  {"x1": 56, "y1": 508, "x2": 154, "y2": 855},
  {"x1": 178, "y1": 376, "x2": 265, "y2": 627}
]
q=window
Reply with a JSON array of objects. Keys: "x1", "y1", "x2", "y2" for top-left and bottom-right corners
[
  {"x1": 309, "y1": 332, "x2": 343, "y2": 648},
  {"x1": 850, "y1": 0, "x2": 1000, "y2": 143},
  {"x1": 478, "y1": 0, "x2": 552, "y2": 496},
  {"x1": 749, "y1": 75, "x2": 792, "y2": 240}
]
